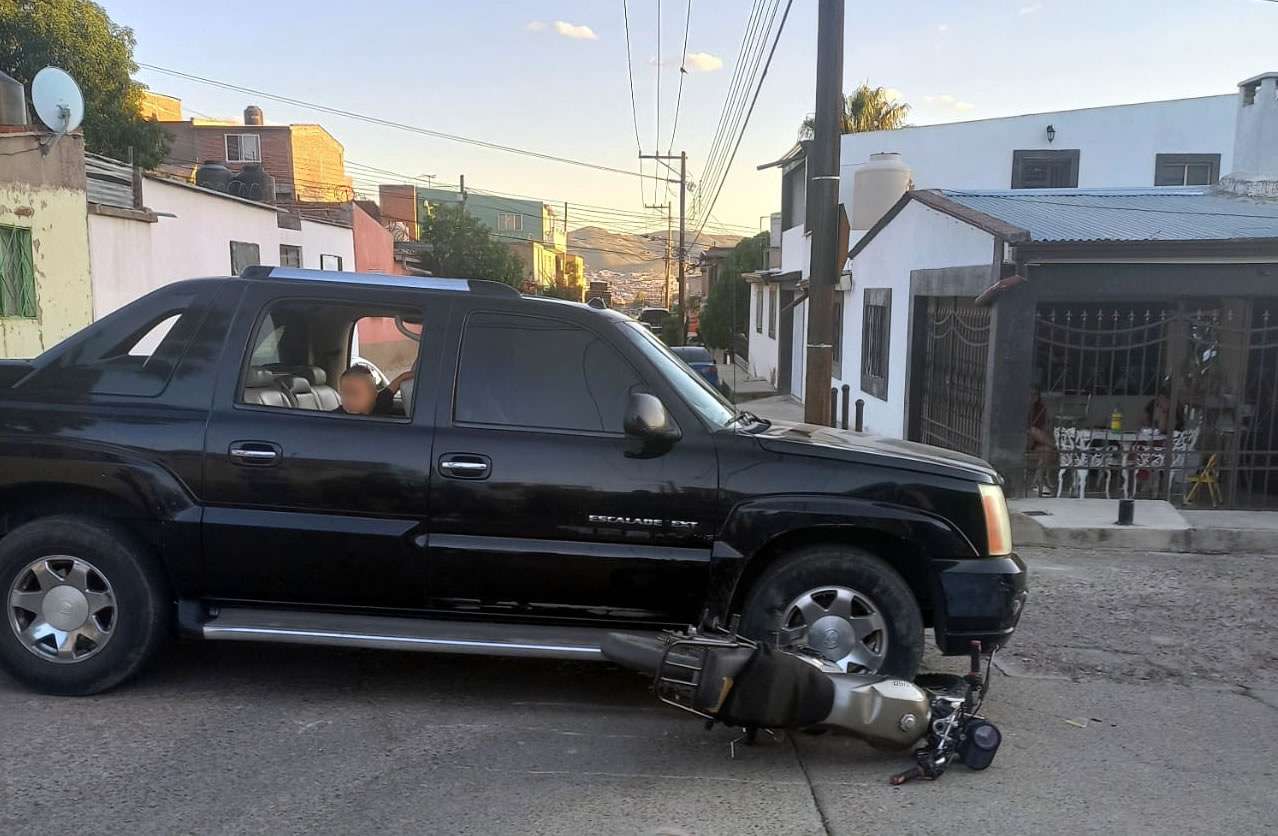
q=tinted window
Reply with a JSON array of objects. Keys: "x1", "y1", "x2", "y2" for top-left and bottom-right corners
[
  {"x1": 455, "y1": 313, "x2": 639, "y2": 432},
  {"x1": 673, "y1": 346, "x2": 713, "y2": 364},
  {"x1": 20, "y1": 289, "x2": 210, "y2": 398}
]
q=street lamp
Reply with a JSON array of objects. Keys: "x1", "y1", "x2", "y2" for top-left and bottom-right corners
[{"x1": 1045, "y1": 124, "x2": 1056, "y2": 144}]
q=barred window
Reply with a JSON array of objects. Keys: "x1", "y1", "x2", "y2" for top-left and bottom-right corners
[
  {"x1": 767, "y1": 286, "x2": 777, "y2": 339},
  {"x1": 832, "y1": 291, "x2": 844, "y2": 378},
  {"x1": 860, "y1": 288, "x2": 891, "y2": 400},
  {"x1": 755, "y1": 286, "x2": 763, "y2": 333},
  {"x1": 0, "y1": 225, "x2": 36, "y2": 318}
]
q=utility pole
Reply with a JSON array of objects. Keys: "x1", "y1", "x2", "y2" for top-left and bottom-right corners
[
  {"x1": 803, "y1": 0, "x2": 844, "y2": 425},
  {"x1": 640, "y1": 150, "x2": 687, "y2": 342},
  {"x1": 664, "y1": 205, "x2": 672, "y2": 308}
]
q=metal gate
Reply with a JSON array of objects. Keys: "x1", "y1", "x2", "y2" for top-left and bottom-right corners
[
  {"x1": 917, "y1": 297, "x2": 991, "y2": 457},
  {"x1": 1029, "y1": 300, "x2": 1278, "y2": 509}
]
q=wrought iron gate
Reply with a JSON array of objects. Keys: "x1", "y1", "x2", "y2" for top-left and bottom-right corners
[
  {"x1": 1029, "y1": 300, "x2": 1278, "y2": 509},
  {"x1": 917, "y1": 297, "x2": 991, "y2": 457}
]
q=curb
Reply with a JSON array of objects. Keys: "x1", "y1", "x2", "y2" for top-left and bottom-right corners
[{"x1": 1011, "y1": 512, "x2": 1278, "y2": 554}]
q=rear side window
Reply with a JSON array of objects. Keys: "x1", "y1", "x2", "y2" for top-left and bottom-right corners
[
  {"x1": 19, "y1": 289, "x2": 210, "y2": 398},
  {"x1": 455, "y1": 312, "x2": 639, "y2": 433}
]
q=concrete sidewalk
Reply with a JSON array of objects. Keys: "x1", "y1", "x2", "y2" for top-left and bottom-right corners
[
  {"x1": 1011, "y1": 497, "x2": 1278, "y2": 553},
  {"x1": 716, "y1": 362, "x2": 777, "y2": 402}
]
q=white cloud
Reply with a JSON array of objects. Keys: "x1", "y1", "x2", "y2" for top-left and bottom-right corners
[
  {"x1": 684, "y1": 52, "x2": 723, "y2": 72},
  {"x1": 937, "y1": 23, "x2": 949, "y2": 31},
  {"x1": 553, "y1": 20, "x2": 598, "y2": 40},
  {"x1": 925, "y1": 94, "x2": 976, "y2": 112},
  {"x1": 525, "y1": 20, "x2": 546, "y2": 32},
  {"x1": 1018, "y1": 2, "x2": 1042, "y2": 14}
]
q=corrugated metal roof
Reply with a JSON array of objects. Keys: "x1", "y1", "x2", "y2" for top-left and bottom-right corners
[
  {"x1": 935, "y1": 187, "x2": 1278, "y2": 243},
  {"x1": 85, "y1": 153, "x2": 135, "y2": 209}
]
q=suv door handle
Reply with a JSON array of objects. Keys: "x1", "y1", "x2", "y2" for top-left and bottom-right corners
[
  {"x1": 439, "y1": 453, "x2": 491, "y2": 479},
  {"x1": 229, "y1": 441, "x2": 282, "y2": 466}
]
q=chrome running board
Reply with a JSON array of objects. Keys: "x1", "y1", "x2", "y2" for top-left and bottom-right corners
[{"x1": 201, "y1": 606, "x2": 648, "y2": 661}]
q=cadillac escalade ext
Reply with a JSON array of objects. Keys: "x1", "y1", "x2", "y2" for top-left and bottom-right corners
[{"x1": 0, "y1": 267, "x2": 1026, "y2": 695}]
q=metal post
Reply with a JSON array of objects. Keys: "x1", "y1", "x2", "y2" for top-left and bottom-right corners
[
  {"x1": 802, "y1": 0, "x2": 844, "y2": 425},
  {"x1": 841, "y1": 384, "x2": 851, "y2": 430},
  {"x1": 830, "y1": 389, "x2": 838, "y2": 427},
  {"x1": 1116, "y1": 498, "x2": 1135, "y2": 526},
  {"x1": 855, "y1": 398, "x2": 865, "y2": 432}
]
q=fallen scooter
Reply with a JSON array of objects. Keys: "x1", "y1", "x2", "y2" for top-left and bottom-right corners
[{"x1": 601, "y1": 628, "x2": 1002, "y2": 784}]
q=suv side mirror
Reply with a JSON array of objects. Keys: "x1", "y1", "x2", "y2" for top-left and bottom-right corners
[{"x1": 624, "y1": 392, "x2": 681, "y2": 453}]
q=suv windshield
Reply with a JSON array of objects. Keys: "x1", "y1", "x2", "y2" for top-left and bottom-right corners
[{"x1": 619, "y1": 321, "x2": 736, "y2": 428}]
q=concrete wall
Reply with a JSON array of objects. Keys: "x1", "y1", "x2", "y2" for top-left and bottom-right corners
[
  {"x1": 89, "y1": 176, "x2": 354, "y2": 318},
  {"x1": 837, "y1": 201, "x2": 995, "y2": 436},
  {"x1": 838, "y1": 95, "x2": 1236, "y2": 219},
  {"x1": 352, "y1": 202, "x2": 400, "y2": 275},
  {"x1": 747, "y1": 283, "x2": 779, "y2": 386},
  {"x1": 0, "y1": 132, "x2": 93, "y2": 358}
]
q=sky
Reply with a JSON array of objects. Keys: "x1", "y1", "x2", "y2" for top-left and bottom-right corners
[{"x1": 103, "y1": 0, "x2": 1278, "y2": 235}]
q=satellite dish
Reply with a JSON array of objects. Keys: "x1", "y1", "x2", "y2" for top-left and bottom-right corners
[{"x1": 31, "y1": 67, "x2": 84, "y2": 135}]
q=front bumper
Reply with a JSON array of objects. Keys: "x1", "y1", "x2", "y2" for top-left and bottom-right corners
[{"x1": 929, "y1": 553, "x2": 1027, "y2": 654}]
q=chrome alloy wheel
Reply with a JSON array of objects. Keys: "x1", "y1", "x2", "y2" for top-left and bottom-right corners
[
  {"x1": 8, "y1": 556, "x2": 117, "y2": 663},
  {"x1": 779, "y1": 585, "x2": 888, "y2": 673}
]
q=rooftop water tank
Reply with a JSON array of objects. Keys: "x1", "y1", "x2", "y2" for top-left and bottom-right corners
[
  {"x1": 230, "y1": 163, "x2": 275, "y2": 203},
  {"x1": 851, "y1": 152, "x2": 912, "y2": 231},
  {"x1": 0, "y1": 70, "x2": 29, "y2": 126},
  {"x1": 195, "y1": 160, "x2": 234, "y2": 192},
  {"x1": 244, "y1": 105, "x2": 264, "y2": 126}
]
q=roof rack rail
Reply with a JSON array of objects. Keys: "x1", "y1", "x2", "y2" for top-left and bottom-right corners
[{"x1": 238, "y1": 265, "x2": 521, "y2": 297}]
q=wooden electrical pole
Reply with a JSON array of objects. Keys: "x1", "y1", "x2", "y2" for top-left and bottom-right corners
[
  {"x1": 641, "y1": 151, "x2": 687, "y2": 341},
  {"x1": 803, "y1": 0, "x2": 844, "y2": 425}
]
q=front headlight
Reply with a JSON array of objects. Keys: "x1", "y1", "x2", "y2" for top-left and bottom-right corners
[{"x1": 978, "y1": 483, "x2": 1013, "y2": 556}]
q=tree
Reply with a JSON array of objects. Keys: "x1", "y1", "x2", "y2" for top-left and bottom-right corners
[
  {"x1": 0, "y1": 0, "x2": 170, "y2": 167},
  {"x1": 798, "y1": 83, "x2": 910, "y2": 140},
  {"x1": 412, "y1": 204, "x2": 524, "y2": 287},
  {"x1": 698, "y1": 233, "x2": 769, "y2": 351},
  {"x1": 660, "y1": 303, "x2": 685, "y2": 347}
]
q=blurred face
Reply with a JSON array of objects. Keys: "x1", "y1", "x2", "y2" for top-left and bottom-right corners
[{"x1": 339, "y1": 372, "x2": 378, "y2": 415}]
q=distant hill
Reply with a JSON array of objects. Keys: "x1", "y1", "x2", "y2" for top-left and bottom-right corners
[{"x1": 568, "y1": 226, "x2": 743, "y2": 306}]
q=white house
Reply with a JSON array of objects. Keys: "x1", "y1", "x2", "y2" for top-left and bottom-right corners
[
  {"x1": 87, "y1": 162, "x2": 355, "y2": 318},
  {"x1": 750, "y1": 74, "x2": 1265, "y2": 407}
]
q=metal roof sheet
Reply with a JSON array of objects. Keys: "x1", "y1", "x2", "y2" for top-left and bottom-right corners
[{"x1": 934, "y1": 187, "x2": 1278, "y2": 243}]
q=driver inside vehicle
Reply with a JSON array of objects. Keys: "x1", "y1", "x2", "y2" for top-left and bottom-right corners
[{"x1": 334, "y1": 365, "x2": 415, "y2": 416}]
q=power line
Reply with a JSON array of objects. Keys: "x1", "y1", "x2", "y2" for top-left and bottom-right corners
[
  {"x1": 695, "y1": 0, "x2": 768, "y2": 218},
  {"x1": 139, "y1": 63, "x2": 666, "y2": 182},
  {"x1": 667, "y1": 0, "x2": 692, "y2": 152},
  {"x1": 691, "y1": 0, "x2": 793, "y2": 247},
  {"x1": 698, "y1": 0, "x2": 780, "y2": 225}
]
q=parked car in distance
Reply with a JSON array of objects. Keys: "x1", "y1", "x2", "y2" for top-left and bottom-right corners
[
  {"x1": 0, "y1": 267, "x2": 1025, "y2": 696},
  {"x1": 637, "y1": 307, "x2": 671, "y2": 332},
  {"x1": 670, "y1": 345, "x2": 720, "y2": 388}
]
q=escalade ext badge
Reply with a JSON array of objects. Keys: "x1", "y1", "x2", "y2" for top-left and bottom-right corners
[{"x1": 588, "y1": 514, "x2": 698, "y2": 530}]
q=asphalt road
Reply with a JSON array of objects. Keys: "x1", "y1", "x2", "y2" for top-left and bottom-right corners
[{"x1": 2, "y1": 547, "x2": 1276, "y2": 835}]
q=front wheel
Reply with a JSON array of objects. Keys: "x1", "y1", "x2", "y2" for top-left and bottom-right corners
[
  {"x1": 0, "y1": 516, "x2": 169, "y2": 695},
  {"x1": 738, "y1": 544, "x2": 924, "y2": 678}
]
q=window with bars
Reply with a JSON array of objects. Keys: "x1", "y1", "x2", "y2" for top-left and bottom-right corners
[
  {"x1": 0, "y1": 225, "x2": 36, "y2": 318},
  {"x1": 860, "y1": 288, "x2": 891, "y2": 400},
  {"x1": 755, "y1": 286, "x2": 763, "y2": 333},
  {"x1": 767, "y1": 286, "x2": 777, "y2": 339},
  {"x1": 225, "y1": 134, "x2": 262, "y2": 163},
  {"x1": 1154, "y1": 153, "x2": 1220, "y2": 186},
  {"x1": 1011, "y1": 149, "x2": 1079, "y2": 189}
]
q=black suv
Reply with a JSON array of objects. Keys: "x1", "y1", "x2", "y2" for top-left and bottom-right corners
[{"x1": 0, "y1": 267, "x2": 1025, "y2": 695}]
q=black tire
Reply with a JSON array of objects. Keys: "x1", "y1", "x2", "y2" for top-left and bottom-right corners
[
  {"x1": 0, "y1": 516, "x2": 169, "y2": 696},
  {"x1": 738, "y1": 544, "x2": 924, "y2": 679}
]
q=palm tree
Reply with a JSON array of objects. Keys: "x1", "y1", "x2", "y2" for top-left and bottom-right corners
[{"x1": 798, "y1": 83, "x2": 911, "y2": 140}]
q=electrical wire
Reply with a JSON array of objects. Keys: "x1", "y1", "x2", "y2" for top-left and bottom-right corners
[
  {"x1": 667, "y1": 0, "x2": 692, "y2": 153},
  {"x1": 690, "y1": 0, "x2": 793, "y2": 247},
  {"x1": 138, "y1": 63, "x2": 667, "y2": 182}
]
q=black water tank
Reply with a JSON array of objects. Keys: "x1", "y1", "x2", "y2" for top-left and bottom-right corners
[
  {"x1": 230, "y1": 163, "x2": 275, "y2": 203},
  {"x1": 244, "y1": 105, "x2": 264, "y2": 126},
  {"x1": 195, "y1": 160, "x2": 233, "y2": 192}
]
